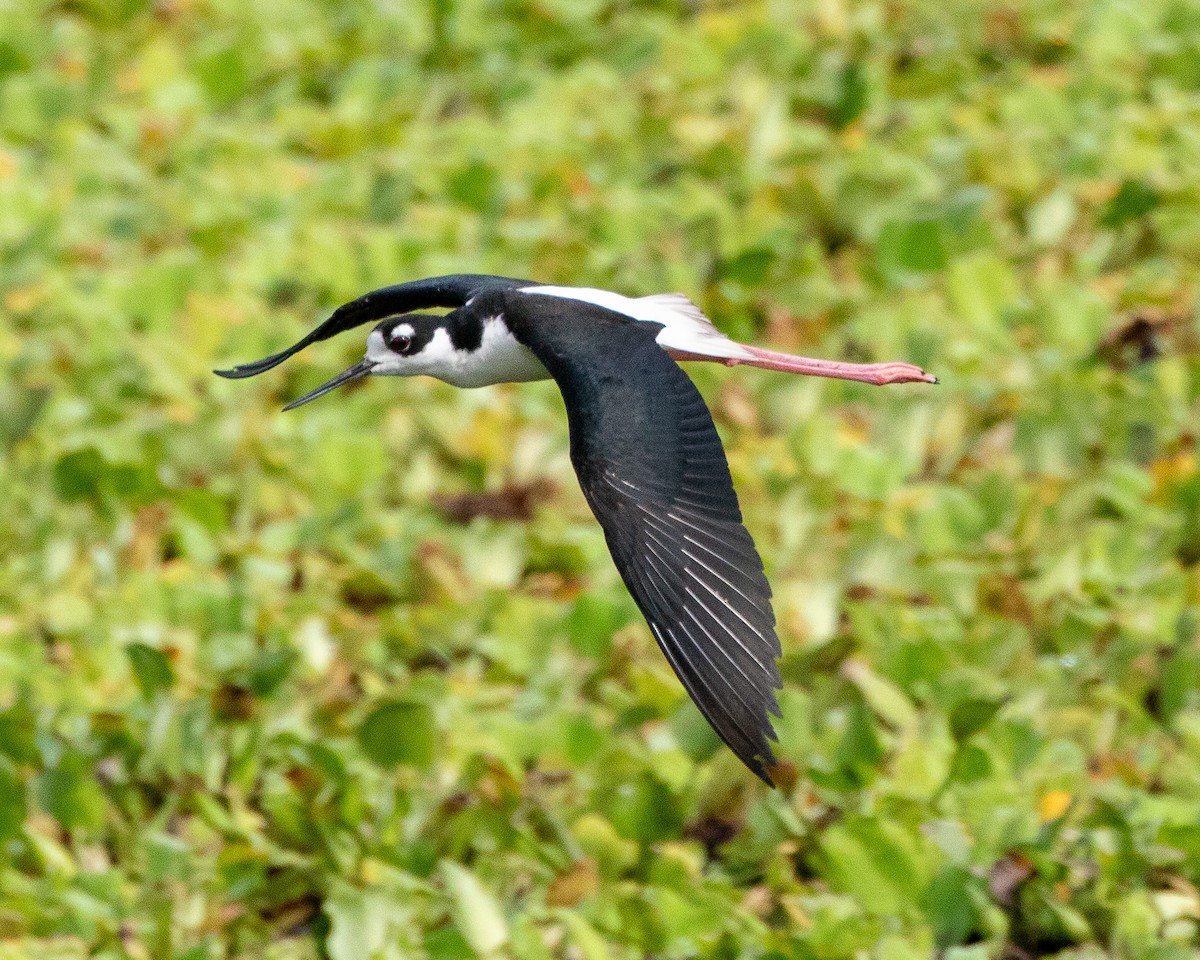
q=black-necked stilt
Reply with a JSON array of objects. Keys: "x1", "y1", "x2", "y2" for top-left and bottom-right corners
[{"x1": 217, "y1": 275, "x2": 936, "y2": 784}]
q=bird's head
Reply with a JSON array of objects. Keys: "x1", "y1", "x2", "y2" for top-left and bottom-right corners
[{"x1": 281, "y1": 313, "x2": 459, "y2": 410}]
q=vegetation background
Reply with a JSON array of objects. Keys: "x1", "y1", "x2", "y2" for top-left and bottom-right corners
[{"x1": 1, "y1": 0, "x2": 1198, "y2": 957}]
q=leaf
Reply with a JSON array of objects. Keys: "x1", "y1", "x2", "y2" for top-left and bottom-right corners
[
  {"x1": 324, "y1": 884, "x2": 416, "y2": 960},
  {"x1": 948, "y1": 697, "x2": 1003, "y2": 741},
  {"x1": 816, "y1": 817, "x2": 926, "y2": 917},
  {"x1": 545, "y1": 858, "x2": 599, "y2": 908},
  {"x1": 831, "y1": 62, "x2": 869, "y2": 128},
  {"x1": 54, "y1": 449, "x2": 163, "y2": 504},
  {"x1": 571, "y1": 813, "x2": 639, "y2": 877},
  {"x1": 841, "y1": 659, "x2": 918, "y2": 733},
  {"x1": 947, "y1": 252, "x2": 1019, "y2": 331},
  {"x1": 39, "y1": 767, "x2": 106, "y2": 832},
  {"x1": 950, "y1": 743, "x2": 993, "y2": 784},
  {"x1": 832, "y1": 697, "x2": 885, "y2": 788},
  {"x1": 449, "y1": 161, "x2": 497, "y2": 213},
  {"x1": 669, "y1": 700, "x2": 723, "y2": 762},
  {"x1": 1101, "y1": 180, "x2": 1158, "y2": 227},
  {"x1": 1027, "y1": 189, "x2": 1076, "y2": 247},
  {"x1": 722, "y1": 247, "x2": 775, "y2": 287},
  {"x1": 608, "y1": 773, "x2": 685, "y2": 843},
  {"x1": 53, "y1": 448, "x2": 109, "y2": 501},
  {"x1": 0, "y1": 761, "x2": 25, "y2": 842},
  {"x1": 1155, "y1": 646, "x2": 1199, "y2": 723},
  {"x1": 0, "y1": 699, "x2": 38, "y2": 764},
  {"x1": 878, "y1": 218, "x2": 948, "y2": 278},
  {"x1": 126, "y1": 643, "x2": 175, "y2": 698},
  {"x1": 357, "y1": 701, "x2": 436, "y2": 769},
  {"x1": 566, "y1": 592, "x2": 625, "y2": 660},
  {"x1": 560, "y1": 912, "x2": 612, "y2": 960},
  {"x1": 246, "y1": 648, "x2": 298, "y2": 696},
  {"x1": 441, "y1": 862, "x2": 509, "y2": 956},
  {"x1": 196, "y1": 44, "x2": 249, "y2": 106},
  {"x1": 922, "y1": 865, "x2": 976, "y2": 948}
]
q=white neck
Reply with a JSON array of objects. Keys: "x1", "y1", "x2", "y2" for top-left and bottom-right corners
[{"x1": 369, "y1": 321, "x2": 550, "y2": 388}]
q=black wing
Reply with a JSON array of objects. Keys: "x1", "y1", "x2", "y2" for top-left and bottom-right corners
[
  {"x1": 498, "y1": 290, "x2": 783, "y2": 783},
  {"x1": 214, "y1": 274, "x2": 529, "y2": 379}
]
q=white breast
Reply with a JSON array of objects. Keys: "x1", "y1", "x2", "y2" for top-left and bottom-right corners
[
  {"x1": 520, "y1": 285, "x2": 753, "y2": 361},
  {"x1": 367, "y1": 322, "x2": 550, "y2": 388},
  {"x1": 436, "y1": 319, "x2": 551, "y2": 388}
]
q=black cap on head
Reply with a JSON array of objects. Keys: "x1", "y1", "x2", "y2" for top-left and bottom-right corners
[
  {"x1": 374, "y1": 314, "x2": 445, "y2": 357},
  {"x1": 213, "y1": 274, "x2": 528, "y2": 379}
]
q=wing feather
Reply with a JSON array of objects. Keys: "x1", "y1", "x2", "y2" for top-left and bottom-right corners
[{"x1": 501, "y1": 290, "x2": 783, "y2": 783}]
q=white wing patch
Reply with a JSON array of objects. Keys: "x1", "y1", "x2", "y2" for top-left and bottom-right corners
[{"x1": 520, "y1": 285, "x2": 753, "y2": 361}]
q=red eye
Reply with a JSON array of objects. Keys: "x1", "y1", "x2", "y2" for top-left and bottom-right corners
[{"x1": 390, "y1": 334, "x2": 412, "y2": 354}]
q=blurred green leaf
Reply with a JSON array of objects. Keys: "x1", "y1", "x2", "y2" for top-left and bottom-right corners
[
  {"x1": 245, "y1": 648, "x2": 298, "y2": 697},
  {"x1": 1101, "y1": 180, "x2": 1159, "y2": 227},
  {"x1": 324, "y1": 884, "x2": 418, "y2": 960},
  {"x1": 879, "y1": 218, "x2": 948, "y2": 276},
  {"x1": 0, "y1": 700, "x2": 38, "y2": 765},
  {"x1": 441, "y1": 862, "x2": 509, "y2": 957},
  {"x1": 948, "y1": 698, "x2": 1003, "y2": 742},
  {"x1": 722, "y1": 247, "x2": 775, "y2": 287},
  {"x1": 357, "y1": 701, "x2": 436, "y2": 770},
  {"x1": 449, "y1": 162, "x2": 498, "y2": 213},
  {"x1": 922, "y1": 865, "x2": 975, "y2": 948},
  {"x1": 126, "y1": 643, "x2": 175, "y2": 698},
  {"x1": 608, "y1": 773, "x2": 684, "y2": 844},
  {"x1": 669, "y1": 701, "x2": 723, "y2": 763},
  {"x1": 39, "y1": 767, "x2": 105, "y2": 833},
  {"x1": 949, "y1": 744, "x2": 993, "y2": 784},
  {"x1": 566, "y1": 592, "x2": 625, "y2": 660},
  {"x1": 196, "y1": 44, "x2": 249, "y2": 105},
  {"x1": 52, "y1": 449, "x2": 109, "y2": 501},
  {"x1": 817, "y1": 817, "x2": 926, "y2": 917},
  {"x1": 831, "y1": 62, "x2": 869, "y2": 128},
  {"x1": 560, "y1": 912, "x2": 612, "y2": 960},
  {"x1": 829, "y1": 697, "x2": 885, "y2": 788},
  {"x1": 0, "y1": 761, "x2": 25, "y2": 842},
  {"x1": 572, "y1": 813, "x2": 639, "y2": 877},
  {"x1": 54, "y1": 449, "x2": 163, "y2": 504}
]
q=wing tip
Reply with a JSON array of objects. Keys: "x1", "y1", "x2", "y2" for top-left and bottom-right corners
[
  {"x1": 717, "y1": 699, "x2": 783, "y2": 787},
  {"x1": 212, "y1": 350, "x2": 294, "y2": 380},
  {"x1": 745, "y1": 743, "x2": 782, "y2": 787}
]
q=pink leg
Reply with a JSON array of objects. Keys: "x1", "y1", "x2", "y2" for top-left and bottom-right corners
[{"x1": 667, "y1": 346, "x2": 937, "y2": 386}]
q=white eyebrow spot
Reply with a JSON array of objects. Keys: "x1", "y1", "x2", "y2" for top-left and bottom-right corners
[{"x1": 389, "y1": 323, "x2": 415, "y2": 340}]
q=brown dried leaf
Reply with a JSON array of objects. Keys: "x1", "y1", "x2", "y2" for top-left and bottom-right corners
[
  {"x1": 989, "y1": 851, "x2": 1035, "y2": 908},
  {"x1": 432, "y1": 479, "x2": 556, "y2": 524},
  {"x1": 545, "y1": 858, "x2": 599, "y2": 908}
]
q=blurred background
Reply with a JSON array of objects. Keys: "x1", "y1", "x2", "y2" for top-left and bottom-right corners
[{"x1": 1, "y1": 1, "x2": 1199, "y2": 957}]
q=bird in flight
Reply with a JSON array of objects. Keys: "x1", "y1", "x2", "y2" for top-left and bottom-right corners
[{"x1": 216, "y1": 274, "x2": 935, "y2": 784}]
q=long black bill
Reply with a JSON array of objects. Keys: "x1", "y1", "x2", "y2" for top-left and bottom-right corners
[
  {"x1": 282, "y1": 359, "x2": 377, "y2": 411},
  {"x1": 213, "y1": 274, "x2": 529, "y2": 380}
]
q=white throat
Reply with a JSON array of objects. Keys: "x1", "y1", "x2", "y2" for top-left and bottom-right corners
[{"x1": 367, "y1": 321, "x2": 550, "y2": 388}]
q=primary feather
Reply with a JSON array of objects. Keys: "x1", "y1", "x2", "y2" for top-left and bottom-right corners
[{"x1": 493, "y1": 289, "x2": 783, "y2": 782}]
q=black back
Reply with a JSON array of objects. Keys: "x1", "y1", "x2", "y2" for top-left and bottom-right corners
[{"x1": 492, "y1": 289, "x2": 783, "y2": 783}]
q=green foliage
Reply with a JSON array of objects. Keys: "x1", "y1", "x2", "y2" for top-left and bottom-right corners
[
  {"x1": 357, "y1": 700, "x2": 437, "y2": 770},
  {"x1": 0, "y1": 0, "x2": 1198, "y2": 957}
]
